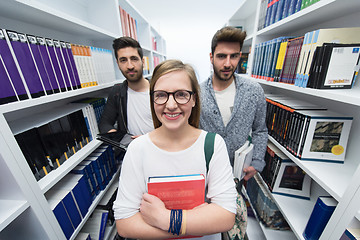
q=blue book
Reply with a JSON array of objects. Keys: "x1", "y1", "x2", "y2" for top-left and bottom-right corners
[
  {"x1": 257, "y1": 42, "x2": 266, "y2": 78},
  {"x1": 282, "y1": 0, "x2": 291, "y2": 19},
  {"x1": 251, "y1": 43, "x2": 260, "y2": 77},
  {"x1": 264, "y1": 0, "x2": 273, "y2": 28},
  {"x1": 98, "y1": 145, "x2": 117, "y2": 175},
  {"x1": 269, "y1": 37, "x2": 287, "y2": 81},
  {"x1": 71, "y1": 165, "x2": 96, "y2": 199},
  {"x1": 269, "y1": 0, "x2": 279, "y2": 25},
  {"x1": 81, "y1": 209, "x2": 109, "y2": 240},
  {"x1": 48, "y1": 197, "x2": 74, "y2": 239},
  {"x1": 303, "y1": 196, "x2": 337, "y2": 240},
  {"x1": 287, "y1": 0, "x2": 297, "y2": 16},
  {"x1": 56, "y1": 174, "x2": 93, "y2": 217},
  {"x1": 295, "y1": 0, "x2": 303, "y2": 13},
  {"x1": 59, "y1": 189, "x2": 82, "y2": 230},
  {"x1": 85, "y1": 156, "x2": 106, "y2": 190},
  {"x1": 46, "y1": 189, "x2": 82, "y2": 239},
  {"x1": 94, "y1": 147, "x2": 114, "y2": 176},
  {"x1": 264, "y1": 39, "x2": 276, "y2": 80},
  {"x1": 275, "y1": 0, "x2": 285, "y2": 22},
  {"x1": 78, "y1": 160, "x2": 101, "y2": 195},
  {"x1": 89, "y1": 152, "x2": 110, "y2": 185}
]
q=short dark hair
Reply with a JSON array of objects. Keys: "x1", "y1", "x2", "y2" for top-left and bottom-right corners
[
  {"x1": 150, "y1": 59, "x2": 201, "y2": 129},
  {"x1": 211, "y1": 26, "x2": 247, "y2": 54},
  {"x1": 112, "y1": 36, "x2": 143, "y2": 59}
]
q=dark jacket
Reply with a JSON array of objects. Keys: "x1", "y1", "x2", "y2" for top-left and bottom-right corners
[{"x1": 98, "y1": 81, "x2": 129, "y2": 134}]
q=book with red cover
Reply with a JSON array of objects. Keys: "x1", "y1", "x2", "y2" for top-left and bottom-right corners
[
  {"x1": 148, "y1": 174, "x2": 205, "y2": 239},
  {"x1": 147, "y1": 174, "x2": 205, "y2": 210}
]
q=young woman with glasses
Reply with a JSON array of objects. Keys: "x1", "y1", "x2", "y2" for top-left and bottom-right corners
[{"x1": 113, "y1": 59, "x2": 237, "y2": 240}]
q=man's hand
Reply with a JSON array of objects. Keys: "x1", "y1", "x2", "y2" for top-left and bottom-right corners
[{"x1": 243, "y1": 166, "x2": 257, "y2": 181}]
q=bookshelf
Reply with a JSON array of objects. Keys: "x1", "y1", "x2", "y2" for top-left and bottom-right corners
[
  {"x1": 226, "y1": 0, "x2": 360, "y2": 239},
  {"x1": 0, "y1": 0, "x2": 165, "y2": 239}
]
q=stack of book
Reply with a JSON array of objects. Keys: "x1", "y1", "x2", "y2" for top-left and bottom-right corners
[
  {"x1": 246, "y1": 173, "x2": 290, "y2": 230},
  {"x1": 143, "y1": 56, "x2": 150, "y2": 75},
  {"x1": 265, "y1": 94, "x2": 353, "y2": 163},
  {"x1": 258, "y1": 0, "x2": 321, "y2": 30},
  {"x1": 0, "y1": 28, "x2": 116, "y2": 106},
  {"x1": 233, "y1": 140, "x2": 254, "y2": 180},
  {"x1": 304, "y1": 43, "x2": 360, "y2": 89},
  {"x1": 72, "y1": 145, "x2": 118, "y2": 199},
  {"x1": 14, "y1": 98, "x2": 105, "y2": 180},
  {"x1": 119, "y1": 5, "x2": 138, "y2": 40},
  {"x1": 46, "y1": 163, "x2": 116, "y2": 240},
  {"x1": 235, "y1": 53, "x2": 248, "y2": 74},
  {"x1": 261, "y1": 142, "x2": 311, "y2": 200},
  {"x1": 81, "y1": 209, "x2": 109, "y2": 240},
  {"x1": 340, "y1": 228, "x2": 360, "y2": 240},
  {"x1": 295, "y1": 27, "x2": 360, "y2": 88},
  {"x1": 303, "y1": 196, "x2": 337, "y2": 240},
  {"x1": 251, "y1": 27, "x2": 360, "y2": 90}
]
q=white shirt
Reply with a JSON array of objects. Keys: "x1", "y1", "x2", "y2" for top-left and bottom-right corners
[
  {"x1": 127, "y1": 87, "x2": 153, "y2": 135},
  {"x1": 214, "y1": 80, "x2": 236, "y2": 126},
  {"x1": 113, "y1": 131, "x2": 236, "y2": 240}
]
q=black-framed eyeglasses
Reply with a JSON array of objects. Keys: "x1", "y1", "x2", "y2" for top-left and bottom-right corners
[{"x1": 151, "y1": 90, "x2": 194, "y2": 105}]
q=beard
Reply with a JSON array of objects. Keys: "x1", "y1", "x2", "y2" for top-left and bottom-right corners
[
  {"x1": 122, "y1": 65, "x2": 144, "y2": 83},
  {"x1": 213, "y1": 65, "x2": 235, "y2": 82},
  {"x1": 124, "y1": 71, "x2": 143, "y2": 83}
]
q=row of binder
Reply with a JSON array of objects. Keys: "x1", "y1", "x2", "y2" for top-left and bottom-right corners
[
  {"x1": 47, "y1": 145, "x2": 119, "y2": 239},
  {"x1": 14, "y1": 98, "x2": 105, "y2": 181},
  {"x1": 251, "y1": 27, "x2": 360, "y2": 89},
  {"x1": 0, "y1": 28, "x2": 115, "y2": 106}
]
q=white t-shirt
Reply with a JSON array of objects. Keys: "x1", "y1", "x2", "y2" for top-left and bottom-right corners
[
  {"x1": 127, "y1": 87, "x2": 153, "y2": 135},
  {"x1": 214, "y1": 80, "x2": 236, "y2": 126},
  {"x1": 113, "y1": 130, "x2": 237, "y2": 240}
]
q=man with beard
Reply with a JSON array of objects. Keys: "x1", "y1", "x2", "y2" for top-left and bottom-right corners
[
  {"x1": 200, "y1": 26, "x2": 267, "y2": 181},
  {"x1": 98, "y1": 37, "x2": 153, "y2": 137}
]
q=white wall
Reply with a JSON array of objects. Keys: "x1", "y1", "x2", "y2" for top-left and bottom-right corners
[
  {"x1": 155, "y1": 23, "x2": 220, "y2": 83},
  {"x1": 128, "y1": 0, "x2": 244, "y2": 83}
]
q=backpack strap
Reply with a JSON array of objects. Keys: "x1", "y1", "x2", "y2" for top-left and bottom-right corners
[{"x1": 204, "y1": 132, "x2": 216, "y2": 173}]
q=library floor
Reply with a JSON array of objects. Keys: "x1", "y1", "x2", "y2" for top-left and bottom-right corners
[{"x1": 246, "y1": 216, "x2": 267, "y2": 240}]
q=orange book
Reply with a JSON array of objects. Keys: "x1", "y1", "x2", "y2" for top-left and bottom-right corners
[{"x1": 147, "y1": 174, "x2": 205, "y2": 210}]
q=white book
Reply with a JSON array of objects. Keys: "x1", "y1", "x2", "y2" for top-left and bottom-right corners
[
  {"x1": 272, "y1": 159, "x2": 311, "y2": 199},
  {"x1": 233, "y1": 141, "x2": 254, "y2": 180},
  {"x1": 296, "y1": 110, "x2": 353, "y2": 163},
  {"x1": 81, "y1": 209, "x2": 109, "y2": 240}
]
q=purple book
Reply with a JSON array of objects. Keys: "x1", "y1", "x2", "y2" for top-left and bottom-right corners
[
  {"x1": 53, "y1": 40, "x2": 72, "y2": 91},
  {"x1": 36, "y1": 37, "x2": 60, "y2": 93},
  {"x1": 27, "y1": 35, "x2": 54, "y2": 95},
  {"x1": 6, "y1": 30, "x2": 45, "y2": 98},
  {"x1": 0, "y1": 55, "x2": 18, "y2": 105},
  {"x1": 66, "y1": 42, "x2": 82, "y2": 89},
  {"x1": 60, "y1": 41, "x2": 77, "y2": 90},
  {"x1": 0, "y1": 30, "x2": 28, "y2": 101},
  {"x1": 45, "y1": 38, "x2": 66, "y2": 92}
]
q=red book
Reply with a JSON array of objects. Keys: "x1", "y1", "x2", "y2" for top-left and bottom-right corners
[{"x1": 147, "y1": 174, "x2": 205, "y2": 210}]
